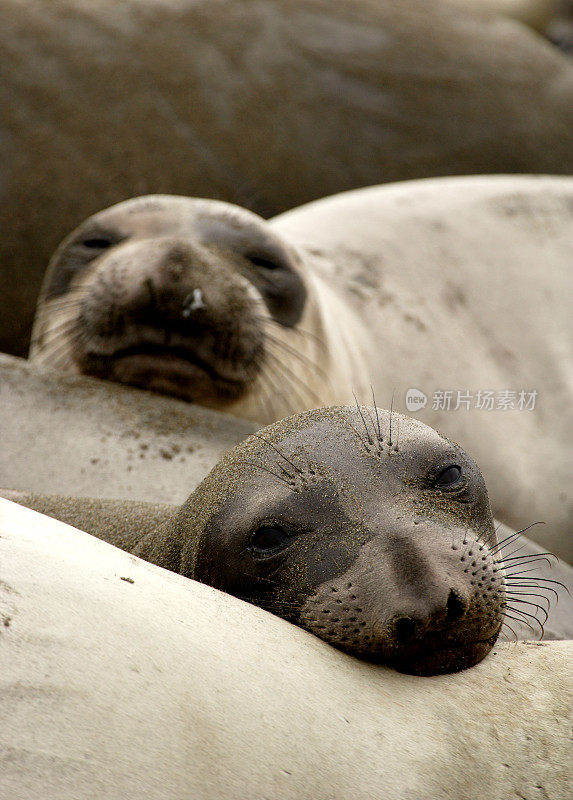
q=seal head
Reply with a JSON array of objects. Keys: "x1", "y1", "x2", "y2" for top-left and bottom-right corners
[
  {"x1": 138, "y1": 406, "x2": 506, "y2": 676},
  {"x1": 31, "y1": 195, "x2": 308, "y2": 410}
]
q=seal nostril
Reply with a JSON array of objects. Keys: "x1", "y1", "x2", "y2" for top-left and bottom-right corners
[
  {"x1": 446, "y1": 589, "x2": 466, "y2": 623},
  {"x1": 182, "y1": 288, "x2": 206, "y2": 318},
  {"x1": 394, "y1": 616, "x2": 417, "y2": 644}
]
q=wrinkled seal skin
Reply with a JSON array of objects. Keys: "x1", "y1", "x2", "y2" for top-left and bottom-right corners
[
  {"x1": 3, "y1": 0, "x2": 573, "y2": 357},
  {"x1": 2, "y1": 407, "x2": 509, "y2": 676}
]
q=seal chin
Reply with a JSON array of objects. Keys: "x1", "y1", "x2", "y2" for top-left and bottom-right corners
[
  {"x1": 81, "y1": 345, "x2": 256, "y2": 403},
  {"x1": 384, "y1": 633, "x2": 501, "y2": 677}
]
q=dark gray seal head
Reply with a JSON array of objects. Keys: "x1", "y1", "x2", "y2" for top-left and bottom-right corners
[
  {"x1": 136, "y1": 405, "x2": 506, "y2": 676},
  {"x1": 30, "y1": 195, "x2": 311, "y2": 417}
]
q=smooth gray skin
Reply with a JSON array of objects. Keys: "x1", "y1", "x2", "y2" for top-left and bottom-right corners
[
  {"x1": 3, "y1": 0, "x2": 573, "y2": 357},
  {"x1": 2, "y1": 500, "x2": 571, "y2": 800},
  {"x1": 0, "y1": 354, "x2": 256, "y2": 503}
]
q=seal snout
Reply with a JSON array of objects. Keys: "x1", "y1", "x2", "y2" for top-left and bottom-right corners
[
  {"x1": 69, "y1": 238, "x2": 266, "y2": 402},
  {"x1": 300, "y1": 531, "x2": 505, "y2": 676},
  {"x1": 389, "y1": 587, "x2": 471, "y2": 646},
  {"x1": 392, "y1": 590, "x2": 469, "y2": 646}
]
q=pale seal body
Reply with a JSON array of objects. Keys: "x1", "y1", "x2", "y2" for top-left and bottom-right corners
[
  {"x1": 3, "y1": 0, "x2": 573, "y2": 358},
  {"x1": 31, "y1": 176, "x2": 573, "y2": 558},
  {"x1": 2, "y1": 499, "x2": 571, "y2": 800}
]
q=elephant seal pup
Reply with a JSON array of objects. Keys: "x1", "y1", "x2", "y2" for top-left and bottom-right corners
[
  {"x1": 30, "y1": 176, "x2": 573, "y2": 558},
  {"x1": 2, "y1": 405, "x2": 513, "y2": 676}
]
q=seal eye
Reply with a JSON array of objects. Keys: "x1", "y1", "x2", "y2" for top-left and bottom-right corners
[
  {"x1": 247, "y1": 255, "x2": 280, "y2": 271},
  {"x1": 81, "y1": 237, "x2": 113, "y2": 250},
  {"x1": 434, "y1": 465, "x2": 463, "y2": 489},
  {"x1": 251, "y1": 525, "x2": 292, "y2": 553}
]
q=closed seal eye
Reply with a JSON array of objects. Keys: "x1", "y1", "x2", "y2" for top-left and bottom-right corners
[
  {"x1": 81, "y1": 236, "x2": 114, "y2": 250},
  {"x1": 247, "y1": 255, "x2": 281, "y2": 271}
]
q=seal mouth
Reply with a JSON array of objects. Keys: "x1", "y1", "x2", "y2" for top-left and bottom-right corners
[
  {"x1": 382, "y1": 631, "x2": 501, "y2": 676},
  {"x1": 82, "y1": 342, "x2": 259, "y2": 403}
]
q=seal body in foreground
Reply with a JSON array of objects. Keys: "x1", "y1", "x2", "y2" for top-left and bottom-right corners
[
  {"x1": 30, "y1": 177, "x2": 573, "y2": 558},
  {"x1": 4, "y1": 0, "x2": 573, "y2": 358},
  {"x1": 2, "y1": 499, "x2": 571, "y2": 800},
  {"x1": 3, "y1": 406, "x2": 511, "y2": 676}
]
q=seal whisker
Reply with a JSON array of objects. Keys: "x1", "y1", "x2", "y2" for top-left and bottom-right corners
[
  {"x1": 504, "y1": 570, "x2": 566, "y2": 586},
  {"x1": 260, "y1": 329, "x2": 330, "y2": 380},
  {"x1": 40, "y1": 299, "x2": 88, "y2": 321},
  {"x1": 505, "y1": 599, "x2": 547, "y2": 624},
  {"x1": 253, "y1": 372, "x2": 281, "y2": 424},
  {"x1": 504, "y1": 606, "x2": 545, "y2": 638},
  {"x1": 388, "y1": 392, "x2": 396, "y2": 448},
  {"x1": 489, "y1": 522, "x2": 545, "y2": 555},
  {"x1": 257, "y1": 354, "x2": 297, "y2": 404},
  {"x1": 42, "y1": 284, "x2": 91, "y2": 307},
  {"x1": 505, "y1": 598, "x2": 549, "y2": 625},
  {"x1": 36, "y1": 329, "x2": 78, "y2": 368},
  {"x1": 238, "y1": 460, "x2": 296, "y2": 490},
  {"x1": 503, "y1": 612, "x2": 538, "y2": 637},
  {"x1": 352, "y1": 391, "x2": 374, "y2": 446},
  {"x1": 500, "y1": 555, "x2": 555, "y2": 570},
  {"x1": 347, "y1": 421, "x2": 372, "y2": 454},
  {"x1": 252, "y1": 434, "x2": 301, "y2": 476},
  {"x1": 39, "y1": 312, "x2": 84, "y2": 342},
  {"x1": 499, "y1": 620, "x2": 519, "y2": 642},
  {"x1": 504, "y1": 581, "x2": 562, "y2": 603},
  {"x1": 256, "y1": 315, "x2": 328, "y2": 353},
  {"x1": 371, "y1": 386, "x2": 383, "y2": 443},
  {"x1": 253, "y1": 364, "x2": 291, "y2": 420},
  {"x1": 364, "y1": 404, "x2": 380, "y2": 443},
  {"x1": 499, "y1": 542, "x2": 536, "y2": 560},
  {"x1": 263, "y1": 349, "x2": 324, "y2": 406},
  {"x1": 502, "y1": 551, "x2": 556, "y2": 563},
  {"x1": 504, "y1": 590, "x2": 551, "y2": 610},
  {"x1": 38, "y1": 318, "x2": 82, "y2": 341},
  {"x1": 262, "y1": 357, "x2": 319, "y2": 414}
]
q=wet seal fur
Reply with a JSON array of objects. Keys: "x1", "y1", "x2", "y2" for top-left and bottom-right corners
[{"x1": 4, "y1": 405, "x2": 519, "y2": 676}]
